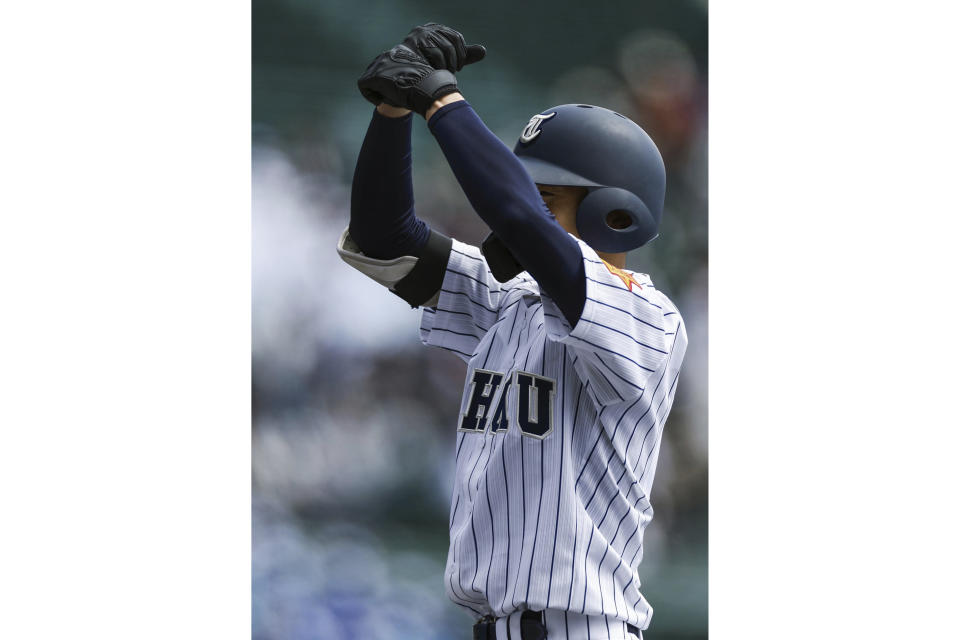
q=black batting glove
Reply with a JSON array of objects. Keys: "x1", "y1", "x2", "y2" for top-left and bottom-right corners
[
  {"x1": 402, "y1": 23, "x2": 486, "y2": 72},
  {"x1": 357, "y1": 44, "x2": 459, "y2": 116}
]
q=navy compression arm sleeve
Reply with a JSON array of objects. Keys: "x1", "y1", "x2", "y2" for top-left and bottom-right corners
[
  {"x1": 428, "y1": 101, "x2": 587, "y2": 325},
  {"x1": 349, "y1": 109, "x2": 430, "y2": 260}
]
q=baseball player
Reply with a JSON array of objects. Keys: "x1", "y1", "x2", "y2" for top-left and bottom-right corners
[{"x1": 337, "y1": 24, "x2": 687, "y2": 640}]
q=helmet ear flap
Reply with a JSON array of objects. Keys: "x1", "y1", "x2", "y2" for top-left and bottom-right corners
[{"x1": 575, "y1": 187, "x2": 660, "y2": 253}]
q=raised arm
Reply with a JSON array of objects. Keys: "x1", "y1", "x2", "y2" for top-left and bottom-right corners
[
  {"x1": 348, "y1": 104, "x2": 428, "y2": 260},
  {"x1": 344, "y1": 24, "x2": 487, "y2": 309},
  {"x1": 426, "y1": 96, "x2": 587, "y2": 326}
]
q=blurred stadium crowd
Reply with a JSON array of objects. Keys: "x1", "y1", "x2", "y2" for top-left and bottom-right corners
[{"x1": 253, "y1": 1, "x2": 707, "y2": 638}]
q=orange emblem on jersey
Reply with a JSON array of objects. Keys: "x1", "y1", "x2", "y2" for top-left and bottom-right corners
[{"x1": 602, "y1": 260, "x2": 642, "y2": 291}]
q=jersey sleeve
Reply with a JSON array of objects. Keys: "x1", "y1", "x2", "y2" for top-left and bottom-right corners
[
  {"x1": 541, "y1": 237, "x2": 680, "y2": 405},
  {"x1": 419, "y1": 239, "x2": 506, "y2": 362}
]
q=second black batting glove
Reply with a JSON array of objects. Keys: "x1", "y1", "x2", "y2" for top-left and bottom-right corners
[
  {"x1": 357, "y1": 44, "x2": 459, "y2": 116},
  {"x1": 402, "y1": 23, "x2": 486, "y2": 72}
]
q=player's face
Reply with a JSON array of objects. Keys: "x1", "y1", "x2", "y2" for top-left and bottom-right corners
[{"x1": 537, "y1": 184, "x2": 587, "y2": 238}]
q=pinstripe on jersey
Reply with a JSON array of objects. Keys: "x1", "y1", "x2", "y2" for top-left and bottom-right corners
[{"x1": 419, "y1": 237, "x2": 687, "y2": 638}]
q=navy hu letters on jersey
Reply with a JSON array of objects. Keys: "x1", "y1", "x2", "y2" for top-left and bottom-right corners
[
  {"x1": 514, "y1": 371, "x2": 555, "y2": 438},
  {"x1": 459, "y1": 368, "x2": 556, "y2": 438},
  {"x1": 459, "y1": 369, "x2": 505, "y2": 432}
]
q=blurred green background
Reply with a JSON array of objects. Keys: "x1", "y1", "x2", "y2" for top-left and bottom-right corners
[{"x1": 252, "y1": 0, "x2": 707, "y2": 638}]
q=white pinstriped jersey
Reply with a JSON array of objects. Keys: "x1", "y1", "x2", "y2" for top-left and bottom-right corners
[{"x1": 420, "y1": 236, "x2": 687, "y2": 636}]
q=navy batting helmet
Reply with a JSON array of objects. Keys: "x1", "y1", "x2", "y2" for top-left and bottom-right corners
[{"x1": 513, "y1": 104, "x2": 666, "y2": 253}]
